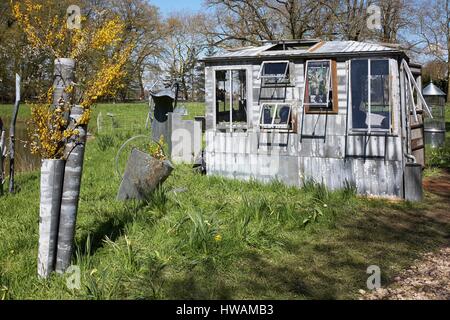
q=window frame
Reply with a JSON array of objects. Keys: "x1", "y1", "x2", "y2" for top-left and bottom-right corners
[
  {"x1": 349, "y1": 58, "x2": 392, "y2": 133},
  {"x1": 259, "y1": 103, "x2": 293, "y2": 130},
  {"x1": 258, "y1": 60, "x2": 290, "y2": 80},
  {"x1": 303, "y1": 59, "x2": 339, "y2": 114},
  {"x1": 213, "y1": 68, "x2": 249, "y2": 132}
]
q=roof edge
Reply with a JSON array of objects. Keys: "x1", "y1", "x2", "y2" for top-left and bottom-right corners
[{"x1": 200, "y1": 49, "x2": 406, "y2": 63}]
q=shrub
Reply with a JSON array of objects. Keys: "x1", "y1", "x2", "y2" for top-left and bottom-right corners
[{"x1": 426, "y1": 145, "x2": 450, "y2": 169}]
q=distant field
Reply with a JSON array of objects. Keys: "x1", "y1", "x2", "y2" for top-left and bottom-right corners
[
  {"x1": 0, "y1": 101, "x2": 205, "y2": 123},
  {"x1": 0, "y1": 103, "x2": 32, "y2": 119}
]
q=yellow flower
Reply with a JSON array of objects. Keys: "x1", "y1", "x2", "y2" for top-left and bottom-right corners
[
  {"x1": 214, "y1": 234, "x2": 222, "y2": 242},
  {"x1": 90, "y1": 18, "x2": 124, "y2": 50},
  {"x1": 149, "y1": 135, "x2": 167, "y2": 160},
  {"x1": 13, "y1": 0, "x2": 134, "y2": 136},
  {"x1": 27, "y1": 103, "x2": 80, "y2": 159}
]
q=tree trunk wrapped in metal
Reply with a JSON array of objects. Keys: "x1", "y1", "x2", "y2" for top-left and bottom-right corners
[
  {"x1": 37, "y1": 159, "x2": 65, "y2": 278},
  {"x1": 53, "y1": 58, "x2": 75, "y2": 112},
  {"x1": 37, "y1": 58, "x2": 75, "y2": 278},
  {"x1": 55, "y1": 106, "x2": 87, "y2": 273}
]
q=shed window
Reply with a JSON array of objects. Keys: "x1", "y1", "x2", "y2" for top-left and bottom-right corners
[
  {"x1": 304, "y1": 60, "x2": 332, "y2": 110},
  {"x1": 215, "y1": 69, "x2": 248, "y2": 131},
  {"x1": 258, "y1": 61, "x2": 290, "y2": 85},
  {"x1": 259, "y1": 103, "x2": 292, "y2": 129},
  {"x1": 350, "y1": 59, "x2": 390, "y2": 131}
]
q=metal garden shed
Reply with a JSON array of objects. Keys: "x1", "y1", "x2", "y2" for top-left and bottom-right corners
[{"x1": 201, "y1": 40, "x2": 431, "y2": 200}]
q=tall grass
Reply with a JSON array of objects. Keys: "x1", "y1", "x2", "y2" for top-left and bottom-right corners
[{"x1": 96, "y1": 134, "x2": 115, "y2": 151}]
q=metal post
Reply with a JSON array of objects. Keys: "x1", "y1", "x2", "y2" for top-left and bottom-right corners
[
  {"x1": 0, "y1": 118, "x2": 5, "y2": 196},
  {"x1": 9, "y1": 74, "x2": 21, "y2": 194}
]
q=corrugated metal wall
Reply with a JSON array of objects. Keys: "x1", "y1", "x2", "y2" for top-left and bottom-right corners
[{"x1": 204, "y1": 57, "x2": 405, "y2": 198}]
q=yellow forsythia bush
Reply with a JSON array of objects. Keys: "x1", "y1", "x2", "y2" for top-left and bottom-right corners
[
  {"x1": 12, "y1": 0, "x2": 134, "y2": 158},
  {"x1": 27, "y1": 104, "x2": 78, "y2": 159}
]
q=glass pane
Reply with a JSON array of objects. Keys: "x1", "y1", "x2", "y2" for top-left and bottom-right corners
[
  {"x1": 260, "y1": 104, "x2": 275, "y2": 125},
  {"x1": 274, "y1": 104, "x2": 291, "y2": 125},
  {"x1": 216, "y1": 70, "x2": 230, "y2": 114},
  {"x1": 215, "y1": 70, "x2": 247, "y2": 127},
  {"x1": 425, "y1": 96, "x2": 446, "y2": 130},
  {"x1": 426, "y1": 96, "x2": 445, "y2": 119},
  {"x1": 231, "y1": 70, "x2": 247, "y2": 124},
  {"x1": 351, "y1": 60, "x2": 369, "y2": 129},
  {"x1": 305, "y1": 61, "x2": 330, "y2": 107},
  {"x1": 262, "y1": 62, "x2": 288, "y2": 77},
  {"x1": 370, "y1": 60, "x2": 390, "y2": 130}
]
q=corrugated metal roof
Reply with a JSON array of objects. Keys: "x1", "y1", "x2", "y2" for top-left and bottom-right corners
[
  {"x1": 203, "y1": 40, "x2": 404, "y2": 61},
  {"x1": 215, "y1": 44, "x2": 277, "y2": 58},
  {"x1": 423, "y1": 82, "x2": 446, "y2": 96}
]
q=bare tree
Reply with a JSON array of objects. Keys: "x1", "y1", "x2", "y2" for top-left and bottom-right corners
[
  {"x1": 263, "y1": 0, "x2": 323, "y2": 39},
  {"x1": 317, "y1": 0, "x2": 375, "y2": 41},
  {"x1": 422, "y1": 59, "x2": 448, "y2": 85},
  {"x1": 412, "y1": 0, "x2": 450, "y2": 100},
  {"x1": 161, "y1": 13, "x2": 209, "y2": 101},
  {"x1": 205, "y1": 0, "x2": 278, "y2": 46},
  {"x1": 205, "y1": 0, "x2": 409, "y2": 45},
  {"x1": 378, "y1": 0, "x2": 403, "y2": 42},
  {"x1": 112, "y1": 0, "x2": 163, "y2": 100},
  {"x1": 205, "y1": 0, "x2": 327, "y2": 46}
]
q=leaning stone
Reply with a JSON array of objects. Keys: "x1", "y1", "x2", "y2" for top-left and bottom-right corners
[{"x1": 117, "y1": 148, "x2": 174, "y2": 200}]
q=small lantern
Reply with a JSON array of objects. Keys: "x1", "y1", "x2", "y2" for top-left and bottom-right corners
[{"x1": 423, "y1": 81, "x2": 446, "y2": 148}]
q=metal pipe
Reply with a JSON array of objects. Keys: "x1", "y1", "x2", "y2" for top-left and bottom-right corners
[{"x1": 404, "y1": 153, "x2": 416, "y2": 164}]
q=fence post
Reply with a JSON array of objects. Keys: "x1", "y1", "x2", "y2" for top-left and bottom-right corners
[
  {"x1": 0, "y1": 118, "x2": 5, "y2": 196},
  {"x1": 8, "y1": 74, "x2": 21, "y2": 194}
]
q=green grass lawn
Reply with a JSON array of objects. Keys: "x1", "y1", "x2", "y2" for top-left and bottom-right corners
[{"x1": 0, "y1": 102, "x2": 449, "y2": 300}]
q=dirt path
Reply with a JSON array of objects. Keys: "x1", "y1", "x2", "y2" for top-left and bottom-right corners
[
  {"x1": 361, "y1": 247, "x2": 450, "y2": 300},
  {"x1": 362, "y1": 171, "x2": 450, "y2": 300},
  {"x1": 423, "y1": 172, "x2": 450, "y2": 200}
]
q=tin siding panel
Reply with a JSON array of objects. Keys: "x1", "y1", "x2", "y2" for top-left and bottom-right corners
[{"x1": 205, "y1": 66, "x2": 215, "y2": 130}]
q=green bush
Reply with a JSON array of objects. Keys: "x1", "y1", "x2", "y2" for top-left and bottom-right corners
[{"x1": 426, "y1": 140, "x2": 450, "y2": 169}]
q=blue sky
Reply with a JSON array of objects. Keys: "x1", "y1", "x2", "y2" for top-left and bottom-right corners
[{"x1": 150, "y1": 0, "x2": 204, "y2": 15}]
